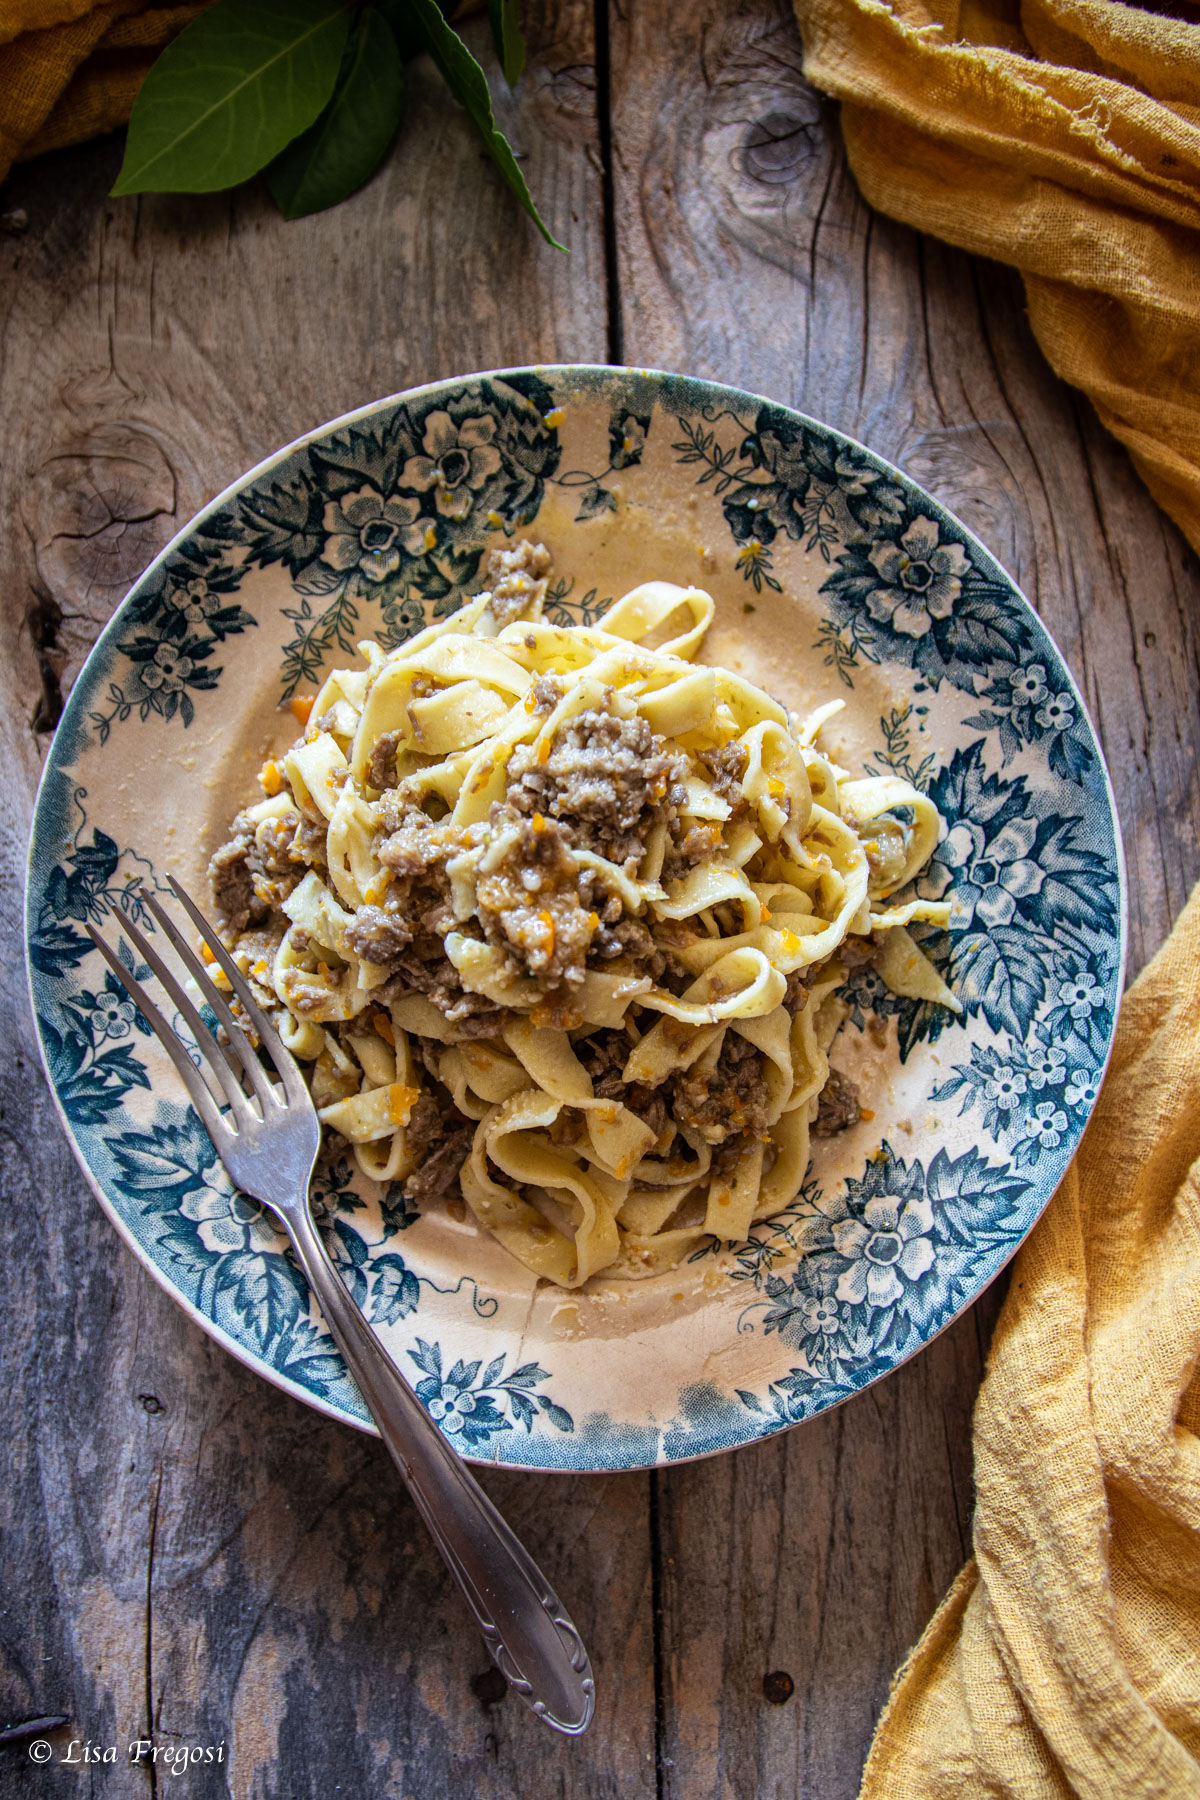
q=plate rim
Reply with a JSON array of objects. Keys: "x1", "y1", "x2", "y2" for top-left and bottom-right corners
[{"x1": 25, "y1": 362, "x2": 1129, "y2": 1469}]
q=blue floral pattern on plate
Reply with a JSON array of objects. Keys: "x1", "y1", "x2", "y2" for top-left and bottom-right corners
[{"x1": 26, "y1": 366, "x2": 1125, "y2": 1471}]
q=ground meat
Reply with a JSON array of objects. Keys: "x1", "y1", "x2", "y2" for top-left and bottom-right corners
[
  {"x1": 549, "y1": 1111, "x2": 585, "y2": 1147},
  {"x1": 586, "y1": 1077, "x2": 669, "y2": 1140},
  {"x1": 838, "y1": 935, "x2": 875, "y2": 969},
  {"x1": 475, "y1": 806, "x2": 597, "y2": 987},
  {"x1": 259, "y1": 810, "x2": 326, "y2": 879},
  {"x1": 679, "y1": 822, "x2": 725, "y2": 865},
  {"x1": 669, "y1": 1030, "x2": 771, "y2": 1144},
  {"x1": 635, "y1": 1090, "x2": 669, "y2": 1140},
  {"x1": 234, "y1": 925, "x2": 284, "y2": 975},
  {"x1": 711, "y1": 1127, "x2": 757, "y2": 1179},
  {"x1": 699, "y1": 740, "x2": 749, "y2": 806},
  {"x1": 210, "y1": 838, "x2": 260, "y2": 933},
  {"x1": 371, "y1": 812, "x2": 457, "y2": 938},
  {"x1": 377, "y1": 811, "x2": 446, "y2": 878},
  {"x1": 344, "y1": 904, "x2": 413, "y2": 964},
  {"x1": 483, "y1": 538, "x2": 551, "y2": 629},
  {"x1": 406, "y1": 1089, "x2": 450, "y2": 1157},
  {"x1": 210, "y1": 807, "x2": 328, "y2": 933},
  {"x1": 252, "y1": 817, "x2": 296, "y2": 879},
  {"x1": 363, "y1": 712, "x2": 688, "y2": 1005},
  {"x1": 784, "y1": 970, "x2": 811, "y2": 1015},
  {"x1": 299, "y1": 814, "x2": 327, "y2": 856},
  {"x1": 661, "y1": 819, "x2": 725, "y2": 883},
  {"x1": 812, "y1": 1067, "x2": 862, "y2": 1137},
  {"x1": 366, "y1": 728, "x2": 403, "y2": 793},
  {"x1": 456, "y1": 1002, "x2": 518, "y2": 1038},
  {"x1": 402, "y1": 1089, "x2": 475, "y2": 1203},
  {"x1": 590, "y1": 1064, "x2": 626, "y2": 1100},
  {"x1": 588, "y1": 916, "x2": 668, "y2": 980},
  {"x1": 368, "y1": 940, "x2": 453, "y2": 998},
  {"x1": 577, "y1": 1027, "x2": 630, "y2": 1092},
  {"x1": 490, "y1": 892, "x2": 594, "y2": 986},
  {"x1": 381, "y1": 950, "x2": 510, "y2": 1032},
  {"x1": 529, "y1": 674, "x2": 564, "y2": 714},
  {"x1": 575, "y1": 1028, "x2": 669, "y2": 1138},
  {"x1": 337, "y1": 804, "x2": 512, "y2": 1032},
  {"x1": 506, "y1": 703, "x2": 688, "y2": 869}
]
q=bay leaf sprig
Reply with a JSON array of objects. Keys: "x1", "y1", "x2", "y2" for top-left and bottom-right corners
[
  {"x1": 111, "y1": 0, "x2": 352, "y2": 196},
  {"x1": 379, "y1": 0, "x2": 550, "y2": 241},
  {"x1": 266, "y1": 8, "x2": 404, "y2": 219},
  {"x1": 488, "y1": 0, "x2": 526, "y2": 89},
  {"x1": 111, "y1": 0, "x2": 561, "y2": 246}
]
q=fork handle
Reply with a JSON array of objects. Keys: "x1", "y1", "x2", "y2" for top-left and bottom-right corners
[{"x1": 281, "y1": 1204, "x2": 595, "y2": 1735}]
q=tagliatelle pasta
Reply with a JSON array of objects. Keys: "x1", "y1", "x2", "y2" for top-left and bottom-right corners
[{"x1": 210, "y1": 540, "x2": 958, "y2": 1287}]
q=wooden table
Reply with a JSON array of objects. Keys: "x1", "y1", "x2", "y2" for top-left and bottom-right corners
[{"x1": 3, "y1": 4, "x2": 1198, "y2": 1794}]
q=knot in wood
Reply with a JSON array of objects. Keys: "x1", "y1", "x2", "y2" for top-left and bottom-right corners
[
  {"x1": 739, "y1": 109, "x2": 822, "y2": 187},
  {"x1": 471, "y1": 1666, "x2": 508, "y2": 1707},
  {"x1": 20, "y1": 421, "x2": 179, "y2": 705},
  {"x1": 762, "y1": 1669, "x2": 795, "y2": 1704},
  {"x1": 24, "y1": 422, "x2": 177, "y2": 613}
]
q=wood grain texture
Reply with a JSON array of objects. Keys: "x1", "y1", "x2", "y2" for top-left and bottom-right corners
[
  {"x1": 607, "y1": 1, "x2": 1200, "y2": 1795},
  {"x1": 1, "y1": 11, "x2": 657, "y2": 1799},
  {"x1": 2, "y1": 0, "x2": 1197, "y2": 1795}
]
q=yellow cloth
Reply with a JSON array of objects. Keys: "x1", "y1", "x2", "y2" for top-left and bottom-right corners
[
  {"x1": 857, "y1": 883, "x2": 1200, "y2": 1799},
  {"x1": 794, "y1": 0, "x2": 1200, "y2": 557},
  {"x1": 0, "y1": 0, "x2": 207, "y2": 184}
]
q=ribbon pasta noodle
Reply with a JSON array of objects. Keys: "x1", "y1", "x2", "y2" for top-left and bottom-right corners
[{"x1": 210, "y1": 541, "x2": 958, "y2": 1287}]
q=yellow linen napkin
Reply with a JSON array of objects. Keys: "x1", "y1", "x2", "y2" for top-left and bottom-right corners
[
  {"x1": 793, "y1": 0, "x2": 1200, "y2": 558},
  {"x1": 0, "y1": 1, "x2": 207, "y2": 183},
  {"x1": 858, "y1": 882, "x2": 1200, "y2": 1799}
]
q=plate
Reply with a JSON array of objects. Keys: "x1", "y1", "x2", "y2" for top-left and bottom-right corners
[{"x1": 26, "y1": 366, "x2": 1125, "y2": 1470}]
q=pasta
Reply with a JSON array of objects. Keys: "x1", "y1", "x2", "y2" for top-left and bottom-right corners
[{"x1": 210, "y1": 541, "x2": 958, "y2": 1287}]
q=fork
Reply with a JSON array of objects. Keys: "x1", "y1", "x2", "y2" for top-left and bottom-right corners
[{"x1": 86, "y1": 876, "x2": 595, "y2": 1737}]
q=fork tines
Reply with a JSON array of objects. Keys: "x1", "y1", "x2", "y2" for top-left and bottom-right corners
[{"x1": 85, "y1": 876, "x2": 305, "y2": 1141}]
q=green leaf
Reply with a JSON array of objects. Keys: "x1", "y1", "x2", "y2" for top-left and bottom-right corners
[
  {"x1": 380, "y1": 0, "x2": 562, "y2": 249},
  {"x1": 266, "y1": 9, "x2": 405, "y2": 219},
  {"x1": 488, "y1": 0, "x2": 526, "y2": 89},
  {"x1": 380, "y1": 0, "x2": 450, "y2": 62},
  {"x1": 112, "y1": 0, "x2": 352, "y2": 196}
]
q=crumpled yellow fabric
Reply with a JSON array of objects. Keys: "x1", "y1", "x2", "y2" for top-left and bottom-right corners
[
  {"x1": 794, "y1": 0, "x2": 1200, "y2": 556},
  {"x1": 0, "y1": 0, "x2": 207, "y2": 185},
  {"x1": 856, "y1": 882, "x2": 1200, "y2": 1800}
]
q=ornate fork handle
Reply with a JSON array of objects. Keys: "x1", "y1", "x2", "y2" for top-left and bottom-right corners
[
  {"x1": 283, "y1": 1204, "x2": 595, "y2": 1734},
  {"x1": 87, "y1": 881, "x2": 594, "y2": 1735}
]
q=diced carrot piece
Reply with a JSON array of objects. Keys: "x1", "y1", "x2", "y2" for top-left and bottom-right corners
[{"x1": 388, "y1": 1083, "x2": 419, "y2": 1125}]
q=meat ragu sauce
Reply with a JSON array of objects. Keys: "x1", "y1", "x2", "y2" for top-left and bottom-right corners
[{"x1": 207, "y1": 541, "x2": 956, "y2": 1283}]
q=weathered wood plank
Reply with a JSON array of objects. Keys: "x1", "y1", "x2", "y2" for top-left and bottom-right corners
[
  {"x1": 5, "y1": 0, "x2": 1199, "y2": 1794},
  {"x1": 1, "y1": 11, "x2": 660, "y2": 1797},
  {"x1": 607, "y1": 1, "x2": 1200, "y2": 1795}
]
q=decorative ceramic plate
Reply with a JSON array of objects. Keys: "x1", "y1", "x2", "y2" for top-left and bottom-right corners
[{"x1": 27, "y1": 367, "x2": 1125, "y2": 1470}]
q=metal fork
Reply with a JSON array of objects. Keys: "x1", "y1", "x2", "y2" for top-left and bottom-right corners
[{"x1": 87, "y1": 876, "x2": 595, "y2": 1737}]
